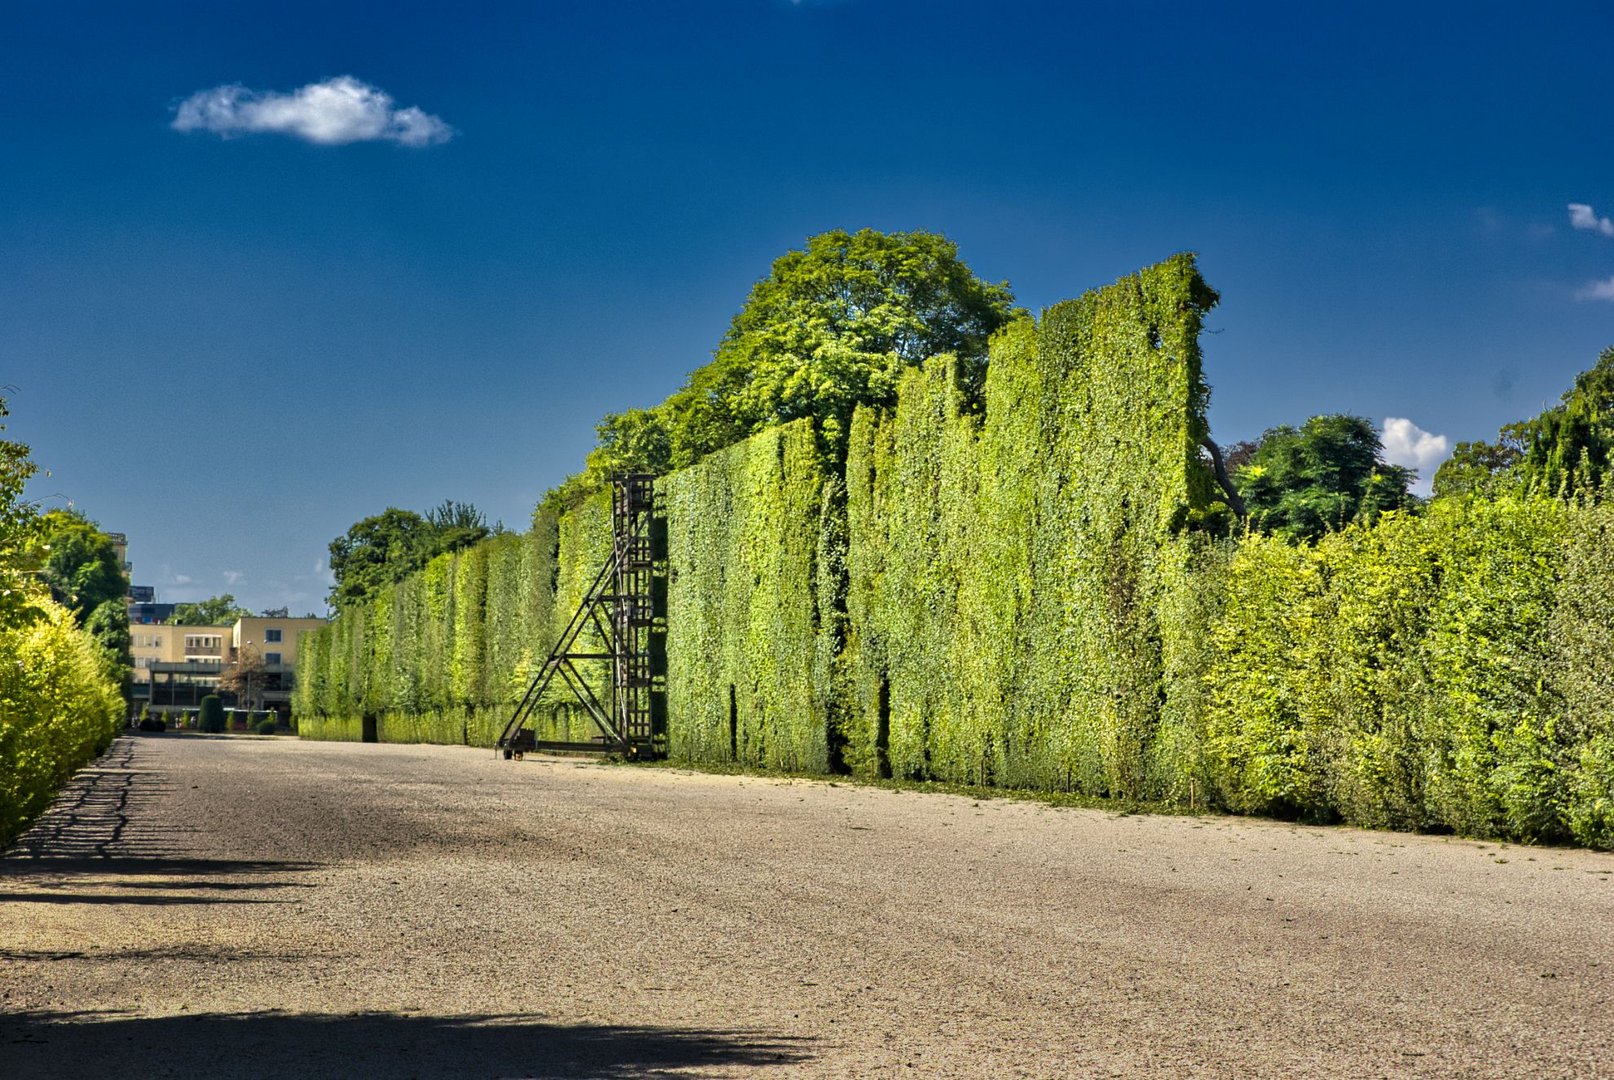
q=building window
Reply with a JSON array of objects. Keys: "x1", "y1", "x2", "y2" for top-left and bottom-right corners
[
  {"x1": 265, "y1": 628, "x2": 283, "y2": 643},
  {"x1": 265, "y1": 652, "x2": 282, "y2": 666}
]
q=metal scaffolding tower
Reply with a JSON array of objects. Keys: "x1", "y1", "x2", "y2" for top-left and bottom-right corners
[{"x1": 496, "y1": 474, "x2": 664, "y2": 759}]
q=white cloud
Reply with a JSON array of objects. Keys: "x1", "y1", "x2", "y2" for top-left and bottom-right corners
[
  {"x1": 173, "y1": 574, "x2": 193, "y2": 586},
  {"x1": 172, "y1": 76, "x2": 453, "y2": 147},
  {"x1": 222, "y1": 570, "x2": 244, "y2": 585},
  {"x1": 1576, "y1": 275, "x2": 1614, "y2": 301},
  {"x1": 1382, "y1": 417, "x2": 1450, "y2": 495},
  {"x1": 1569, "y1": 202, "x2": 1614, "y2": 237}
]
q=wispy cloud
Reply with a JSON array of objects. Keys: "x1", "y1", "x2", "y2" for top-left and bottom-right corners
[
  {"x1": 1576, "y1": 275, "x2": 1614, "y2": 301},
  {"x1": 1382, "y1": 417, "x2": 1450, "y2": 495},
  {"x1": 222, "y1": 569, "x2": 244, "y2": 585},
  {"x1": 1569, "y1": 202, "x2": 1614, "y2": 237},
  {"x1": 172, "y1": 76, "x2": 453, "y2": 147}
]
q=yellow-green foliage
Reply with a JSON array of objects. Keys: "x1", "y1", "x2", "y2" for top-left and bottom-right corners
[
  {"x1": 293, "y1": 252, "x2": 1614, "y2": 850},
  {"x1": 1182, "y1": 494, "x2": 1614, "y2": 846},
  {"x1": 1552, "y1": 501, "x2": 1614, "y2": 847},
  {"x1": 841, "y1": 256, "x2": 1218, "y2": 796},
  {"x1": 295, "y1": 504, "x2": 609, "y2": 747},
  {"x1": 842, "y1": 359, "x2": 982, "y2": 781},
  {"x1": 294, "y1": 714, "x2": 362, "y2": 742},
  {"x1": 0, "y1": 599, "x2": 123, "y2": 845},
  {"x1": 661, "y1": 420, "x2": 826, "y2": 770}
]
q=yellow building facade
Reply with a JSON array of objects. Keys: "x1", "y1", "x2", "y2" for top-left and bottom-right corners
[{"x1": 135, "y1": 615, "x2": 327, "y2": 718}]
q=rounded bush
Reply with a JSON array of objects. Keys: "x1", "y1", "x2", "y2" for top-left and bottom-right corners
[{"x1": 198, "y1": 695, "x2": 226, "y2": 734}]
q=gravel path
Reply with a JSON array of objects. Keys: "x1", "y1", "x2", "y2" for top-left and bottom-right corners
[{"x1": 2, "y1": 734, "x2": 1612, "y2": 1078}]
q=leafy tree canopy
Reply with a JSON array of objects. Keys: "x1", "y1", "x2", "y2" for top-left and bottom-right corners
[
  {"x1": 424, "y1": 499, "x2": 493, "y2": 554},
  {"x1": 84, "y1": 597, "x2": 132, "y2": 679},
  {"x1": 0, "y1": 395, "x2": 41, "y2": 628},
  {"x1": 1235, "y1": 414, "x2": 1415, "y2": 543},
  {"x1": 548, "y1": 229, "x2": 1018, "y2": 514},
  {"x1": 329, "y1": 509, "x2": 436, "y2": 609},
  {"x1": 1434, "y1": 345, "x2": 1614, "y2": 499},
  {"x1": 30, "y1": 510, "x2": 131, "y2": 678},
  {"x1": 169, "y1": 593, "x2": 254, "y2": 626},
  {"x1": 328, "y1": 501, "x2": 494, "y2": 608},
  {"x1": 35, "y1": 509, "x2": 128, "y2": 622},
  {"x1": 1430, "y1": 426, "x2": 1526, "y2": 499},
  {"x1": 1521, "y1": 345, "x2": 1614, "y2": 493}
]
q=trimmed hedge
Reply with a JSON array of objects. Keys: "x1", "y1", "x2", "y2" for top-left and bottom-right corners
[
  {"x1": 295, "y1": 497, "x2": 609, "y2": 746},
  {"x1": 1174, "y1": 496, "x2": 1614, "y2": 847},
  {"x1": 295, "y1": 254, "x2": 1614, "y2": 848},
  {"x1": 662, "y1": 421, "x2": 826, "y2": 770},
  {"x1": 837, "y1": 255, "x2": 1219, "y2": 796},
  {"x1": 0, "y1": 599, "x2": 123, "y2": 846}
]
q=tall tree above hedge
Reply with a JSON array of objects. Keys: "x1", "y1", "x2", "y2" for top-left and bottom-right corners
[
  {"x1": 168, "y1": 593, "x2": 253, "y2": 626},
  {"x1": 35, "y1": 509, "x2": 127, "y2": 621},
  {"x1": 0, "y1": 397, "x2": 39, "y2": 629},
  {"x1": 1236, "y1": 415, "x2": 1414, "y2": 543},
  {"x1": 585, "y1": 228, "x2": 1019, "y2": 483},
  {"x1": 1431, "y1": 345, "x2": 1614, "y2": 499},
  {"x1": 33, "y1": 509, "x2": 132, "y2": 677},
  {"x1": 1511, "y1": 345, "x2": 1614, "y2": 495},
  {"x1": 328, "y1": 503, "x2": 493, "y2": 608}
]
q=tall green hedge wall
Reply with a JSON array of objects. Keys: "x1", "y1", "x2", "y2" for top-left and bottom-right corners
[
  {"x1": 296, "y1": 496, "x2": 604, "y2": 746},
  {"x1": 838, "y1": 255, "x2": 1219, "y2": 795},
  {"x1": 662, "y1": 421, "x2": 826, "y2": 771},
  {"x1": 295, "y1": 253, "x2": 1614, "y2": 848},
  {"x1": 1174, "y1": 496, "x2": 1614, "y2": 848}
]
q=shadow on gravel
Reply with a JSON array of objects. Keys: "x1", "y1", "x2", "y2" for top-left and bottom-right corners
[
  {"x1": 0, "y1": 856, "x2": 323, "y2": 878},
  {"x1": 0, "y1": 857, "x2": 322, "y2": 907},
  {"x1": 2, "y1": 739, "x2": 323, "y2": 906},
  {"x1": 0, "y1": 1010, "x2": 814, "y2": 1078},
  {"x1": 4, "y1": 738, "x2": 191, "y2": 862},
  {"x1": 0, "y1": 890, "x2": 295, "y2": 906}
]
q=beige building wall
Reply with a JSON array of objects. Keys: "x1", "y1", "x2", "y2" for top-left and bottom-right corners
[
  {"x1": 131, "y1": 616, "x2": 327, "y2": 684},
  {"x1": 129, "y1": 623, "x2": 229, "y2": 683},
  {"x1": 231, "y1": 616, "x2": 326, "y2": 668}
]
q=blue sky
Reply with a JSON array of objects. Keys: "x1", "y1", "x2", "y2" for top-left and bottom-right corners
[{"x1": 3, "y1": 1, "x2": 1611, "y2": 613}]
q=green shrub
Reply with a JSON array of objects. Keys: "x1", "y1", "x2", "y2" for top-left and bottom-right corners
[
  {"x1": 198, "y1": 695, "x2": 226, "y2": 734},
  {"x1": 0, "y1": 599, "x2": 123, "y2": 845},
  {"x1": 254, "y1": 717, "x2": 279, "y2": 736}
]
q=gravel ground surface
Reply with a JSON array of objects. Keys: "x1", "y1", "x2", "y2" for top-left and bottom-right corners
[{"x1": 2, "y1": 734, "x2": 1612, "y2": 1079}]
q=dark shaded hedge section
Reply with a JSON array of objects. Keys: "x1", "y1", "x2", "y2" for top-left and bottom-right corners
[{"x1": 297, "y1": 255, "x2": 1614, "y2": 848}]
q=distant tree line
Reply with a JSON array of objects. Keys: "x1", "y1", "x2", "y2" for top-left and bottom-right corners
[{"x1": 1433, "y1": 345, "x2": 1614, "y2": 499}]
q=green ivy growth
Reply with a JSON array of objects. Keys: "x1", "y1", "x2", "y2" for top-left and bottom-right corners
[{"x1": 294, "y1": 253, "x2": 1614, "y2": 850}]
